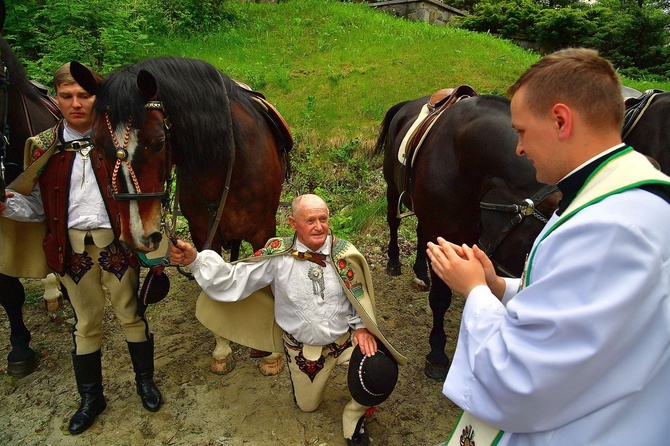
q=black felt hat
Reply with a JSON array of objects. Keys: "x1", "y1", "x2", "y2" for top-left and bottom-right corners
[
  {"x1": 138, "y1": 268, "x2": 170, "y2": 316},
  {"x1": 347, "y1": 343, "x2": 399, "y2": 407}
]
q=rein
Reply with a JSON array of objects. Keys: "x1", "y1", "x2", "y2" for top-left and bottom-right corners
[
  {"x1": 479, "y1": 184, "x2": 558, "y2": 264},
  {"x1": 201, "y1": 74, "x2": 236, "y2": 251}
]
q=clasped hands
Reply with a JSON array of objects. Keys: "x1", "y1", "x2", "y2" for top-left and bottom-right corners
[{"x1": 426, "y1": 237, "x2": 504, "y2": 299}]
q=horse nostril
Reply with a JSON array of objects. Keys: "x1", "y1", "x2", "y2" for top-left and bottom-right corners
[{"x1": 149, "y1": 231, "x2": 163, "y2": 249}]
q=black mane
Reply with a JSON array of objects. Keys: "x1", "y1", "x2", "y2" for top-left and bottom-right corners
[
  {"x1": 0, "y1": 36, "x2": 41, "y2": 103},
  {"x1": 94, "y1": 57, "x2": 255, "y2": 175}
]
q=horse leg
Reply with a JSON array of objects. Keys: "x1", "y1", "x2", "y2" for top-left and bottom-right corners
[
  {"x1": 386, "y1": 186, "x2": 403, "y2": 276},
  {"x1": 0, "y1": 273, "x2": 39, "y2": 378},
  {"x1": 42, "y1": 273, "x2": 64, "y2": 316},
  {"x1": 424, "y1": 274, "x2": 452, "y2": 381},
  {"x1": 231, "y1": 232, "x2": 284, "y2": 376},
  {"x1": 411, "y1": 223, "x2": 430, "y2": 291},
  {"x1": 229, "y1": 239, "x2": 241, "y2": 262},
  {"x1": 210, "y1": 335, "x2": 236, "y2": 375}
]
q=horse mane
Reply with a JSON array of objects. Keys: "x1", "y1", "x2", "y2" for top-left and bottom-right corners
[
  {"x1": 95, "y1": 57, "x2": 251, "y2": 175},
  {"x1": 0, "y1": 36, "x2": 41, "y2": 103}
]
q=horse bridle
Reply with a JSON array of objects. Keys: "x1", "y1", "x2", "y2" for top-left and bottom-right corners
[
  {"x1": 478, "y1": 184, "x2": 559, "y2": 272},
  {"x1": 106, "y1": 101, "x2": 172, "y2": 202},
  {"x1": 104, "y1": 102, "x2": 180, "y2": 246}
]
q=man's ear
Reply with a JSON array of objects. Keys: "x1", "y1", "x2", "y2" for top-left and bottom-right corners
[
  {"x1": 288, "y1": 215, "x2": 297, "y2": 231},
  {"x1": 552, "y1": 103, "x2": 572, "y2": 141}
]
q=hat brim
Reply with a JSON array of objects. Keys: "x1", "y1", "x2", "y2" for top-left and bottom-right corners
[
  {"x1": 347, "y1": 344, "x2": 398, "y2": 407},
  {"x1": 138, "y1": 269, "x2": 170, "y2": 316}
]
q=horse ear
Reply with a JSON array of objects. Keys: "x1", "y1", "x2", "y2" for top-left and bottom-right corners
[
  {"x1": 69, "y1": 61, "x2": 100, "y2": 95},
  {"x1": 137, "y1": 69, "x2": 158, "y2": 100}
]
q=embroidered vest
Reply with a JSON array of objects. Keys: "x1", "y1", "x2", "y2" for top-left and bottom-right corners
[{"x1": 27, "y1": 123, "x2": 124, "y2": 274}]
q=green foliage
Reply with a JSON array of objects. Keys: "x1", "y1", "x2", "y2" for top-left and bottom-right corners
[
  {"x1": 458, "y1": 0, "x2": 670, "y2": 79},
  {"x1": 3, "y1": 0, "x2": 238, "y2": 84}
]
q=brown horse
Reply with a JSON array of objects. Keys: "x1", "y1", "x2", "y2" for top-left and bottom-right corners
[
  {"x1": 70, "y1": 57, "x2": 292, "y2": 375},
  {"x1": 0, "y1": 0, "x2": 60, "y2": 378}
]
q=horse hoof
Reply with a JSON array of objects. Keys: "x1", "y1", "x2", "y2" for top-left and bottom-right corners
[
  {"x1": 424, "y1": 359, "x2": 450, "y2": 381},
  {"x1": 259, "y1": 354, "x2": 284, "y2": 376},
  {"x1": 210, "y1": 355, "x2": 236, "y2": 375},
  {"x1": 44, "y1": 297, "x2": 62, "y2": 314},
  {"x1": 7, "y1": 354, "x2": 40, "y2": 379},
  {"x1": 411, "y1": 278, "x2": 429, "y2": 292},
  {"x1": 386, "y1": 265, "x2": 402, "y2": 276}
]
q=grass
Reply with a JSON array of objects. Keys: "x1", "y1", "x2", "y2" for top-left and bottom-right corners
[{"x1": 144, "y1": 0, "x2": 670, "y2": 239}]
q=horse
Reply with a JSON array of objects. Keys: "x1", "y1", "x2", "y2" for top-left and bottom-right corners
[
  {"x1": 623, "y1": 90, "x2": 670, "y2": 174},
  {"x1": 376, "y1": 87, "x2": 670, "y2": 381},
  {"x1": 69, "y1": 57, "x2": 292, "y2": 376},
  {"x1": 375, "y1": 92, "x2": 557, "y2": 380},
  {"x1": 0, "y1": 0, "x2": 61, "y2": 378}
]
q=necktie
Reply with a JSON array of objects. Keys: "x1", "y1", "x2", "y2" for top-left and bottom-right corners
[{"x1": 291, "y1": 250, "x2": 327, "y2": 267}]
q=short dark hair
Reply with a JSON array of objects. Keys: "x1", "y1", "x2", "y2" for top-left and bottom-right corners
[{"x1": 507, "y1": 48, "x2": 624, "y2": 131}]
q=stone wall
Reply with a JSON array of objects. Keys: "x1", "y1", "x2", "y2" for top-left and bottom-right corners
[{"x1": 368, "y1": 0, "x2": 466, "y2": 26}]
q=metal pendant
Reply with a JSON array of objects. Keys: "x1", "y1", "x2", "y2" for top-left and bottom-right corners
[{"x1": 308, "y1": 265, "x2": 325, "y2": 299}]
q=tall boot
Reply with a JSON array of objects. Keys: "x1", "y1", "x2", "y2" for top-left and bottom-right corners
[
  {"x1": 127, "y1": 336, "x2": 162, "y2": 412},
  {"x1": 69, "y1": 350, "x2": 106, "y2": 435}
]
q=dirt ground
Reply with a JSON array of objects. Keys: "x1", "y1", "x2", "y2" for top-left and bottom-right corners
[{"x1": 0, "y1": 235, "x2": 464, "y2": 446}]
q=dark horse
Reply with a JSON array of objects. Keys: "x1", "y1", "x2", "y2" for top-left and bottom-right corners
[
  {"x1": 70, "y1": 57, "x2": 292, "y2": 375},
  {"x1": 377, "y1": 88, "x2": 670, "y2": 381},
  {"x1": 623, "y1": 90, "x2": 670, "y2": 174},
  {"x1": 376, "y1": 93, "x2": 560, "y2": 380},
  {"x1": 0, "y1": 0, "x2": 60, "y2": 377}
]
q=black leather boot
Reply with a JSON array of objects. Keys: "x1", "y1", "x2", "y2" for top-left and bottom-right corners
[
  {"x1": 69, "y1": 350, "x2": 106, "y2": 435},
  {"x1": 127, "y1": 336, "x2": 162, "y2": 412}
]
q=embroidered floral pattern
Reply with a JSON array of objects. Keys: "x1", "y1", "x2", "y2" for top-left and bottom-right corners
[
  {"x1": 253, "y1": 237, "x2": 290, "y2": 257},
  {"x1": 460, "y1": 424, "x2": 475, "y2": 446},
  {"x1": 98, "y1": 242, "x2": 130, "y2": 281},
  {"x1": 283, "y1": 333, "x2": 352, "y2": 382},
  {"x1": 67, "y1": 251, "x2": 94, "y2": 284},
  {"x1": 327, "y1": 337, "x2": 352, "y2": 359},
  {"x1": 294, "y1": 352, "x2": 326, "y2": 382}
]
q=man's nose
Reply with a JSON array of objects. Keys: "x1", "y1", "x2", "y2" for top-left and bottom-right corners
[{"x1": 516, "y1": 141, "x2": 524, "y2": 157}]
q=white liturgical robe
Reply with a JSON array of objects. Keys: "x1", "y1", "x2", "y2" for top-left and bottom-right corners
[{"x1": 444, "y1": 150, "x2": 670, "y2": 445}]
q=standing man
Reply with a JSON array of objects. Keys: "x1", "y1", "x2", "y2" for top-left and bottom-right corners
[
  {"x1": 427, "y1": 48, "x2": 670, "y2": 445},
  {"x1": 0, "y1": 62, "x2": 162, "y2": 435},
  {"x1": 170, "y1": 194, "x2": 406, "y2": 445}
]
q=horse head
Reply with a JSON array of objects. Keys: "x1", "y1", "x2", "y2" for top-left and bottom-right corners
[{"x1": 70, "y1": 61, "x2": 172, "y2": 253}]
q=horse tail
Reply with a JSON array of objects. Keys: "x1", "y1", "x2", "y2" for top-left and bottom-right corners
[{"x1": 374, "y1": 100, "x2": 410, "y2": 156}]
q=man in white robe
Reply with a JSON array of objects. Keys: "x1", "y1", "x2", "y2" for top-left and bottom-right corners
[{"x1": 427, "y1": 48, "x2": 670, "y2": 445}]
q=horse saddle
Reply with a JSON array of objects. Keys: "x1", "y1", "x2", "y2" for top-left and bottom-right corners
[
  {"x1": 29, "y1": 80, "x2": 61, "y2": 121},
  {"x1": 395, "y1": 85, "x2": 478, "y2": 217},
  {"x1": 622, "y1": 89, "x2": 664, "y2": 139},
  {"x1": 234, "y1": 80, "x2": 293, "y2": 152},
  {"x1": 398, "y1": 84, "x2": 478, "y2": 168}
]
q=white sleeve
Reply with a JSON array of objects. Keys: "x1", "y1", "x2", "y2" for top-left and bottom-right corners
[
  {"x1": 443, "y1": 210, "x2": 670, "y2": 433},
  {"x1": 189, "y1": 249, "x2": 276, "y2": 302},
  {"x1": 1, "y1": 186, "x2": 45, "y2": 222}
]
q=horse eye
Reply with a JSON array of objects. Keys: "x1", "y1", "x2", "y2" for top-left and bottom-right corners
[{"x1": 148, "y1": 139, "x2": 166, "y2": 153}]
